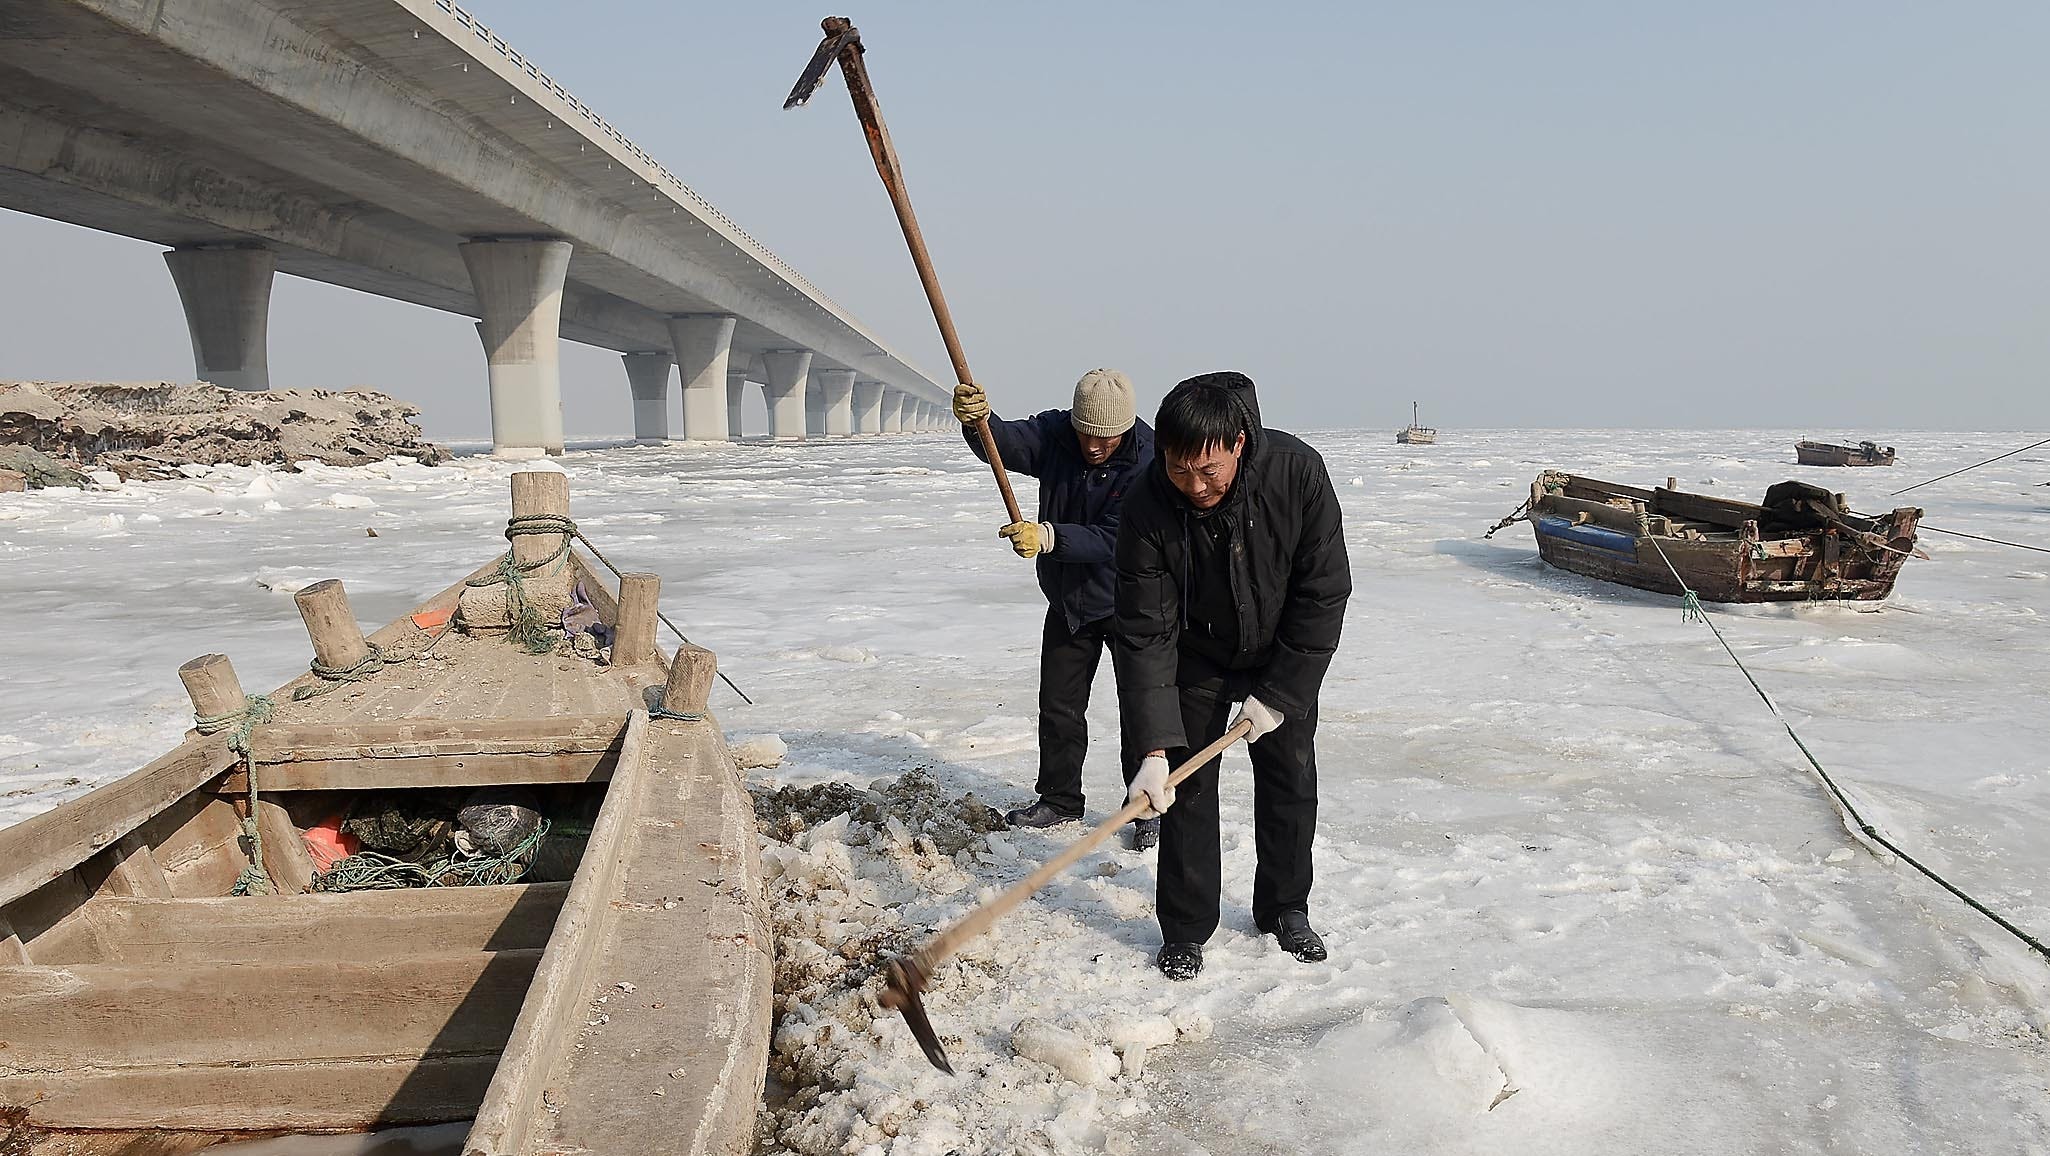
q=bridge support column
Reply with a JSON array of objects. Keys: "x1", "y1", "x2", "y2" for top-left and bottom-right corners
[
  {"x1": 164, "y1": 246, "x2": 273, "y2": 391},
  {"x1": 460, "y1": 238, "x2": 571, "y2": 458},
  {"x1": 805, "y1": 369, "x2": 832, "y2": 438},
  {"x1": 760, "y1": 350, "x2": 812, "y2": 441},
  {"x1": 914, "y1": 401, "x2": 934, "y2": 431},
  {"x1": 852, "y1": 380, "x2": 884, "y2": 435},
  {"x1": 669, "y1": 314, "x2": 735, "y2": 442},
  {"x1": 815, "y1": 369, "x2": 857, "y2": 436},
  {"x1": 623, "y1": 352, "x2": 673, "y2": 442},
  {"x1": 726, "y1": 365, "x2": 750, "y2": 439},
  {"x1": 880, "y1": 387, "x2": 907, "y2": 434}
]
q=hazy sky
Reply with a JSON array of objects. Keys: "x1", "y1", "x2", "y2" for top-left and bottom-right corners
[{"x1": 4, "y1": 2, "x2": 2045, "y2": 435}]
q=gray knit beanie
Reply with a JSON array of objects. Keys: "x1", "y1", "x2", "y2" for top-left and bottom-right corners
[{"x1": 1070, "y1": 368, "x2": 1137, "y2": 437}]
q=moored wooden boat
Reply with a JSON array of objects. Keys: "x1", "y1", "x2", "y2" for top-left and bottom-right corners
[
  {"x1": 0, "y1": 475, "x2": 768, "y2": 1156},
  {"x1": 1796, "y1": 439, "x2": 1895, "y2": 467},
  {"x1": 1512, "y1": 471, "x2": 1923, "y2": 603},
  {"x1": 1395, "y1": 400, "x2": 1437, "y2": 445}
]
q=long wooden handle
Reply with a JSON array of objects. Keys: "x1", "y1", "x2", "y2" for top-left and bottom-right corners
[
  {"x1": 915, "y1": 718, "x2": 1257, "y2": 971},
  {"x1": 834, "y1": 40, "x2": 1024, "y2": 526}
]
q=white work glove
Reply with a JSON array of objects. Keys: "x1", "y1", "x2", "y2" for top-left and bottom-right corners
[
  {"x1": 1128, "y1": 754, "x2": 1174, "y2": 817},
  {"x1": 1233, "y1": 695, "x2": 1284, "y2": 743}
]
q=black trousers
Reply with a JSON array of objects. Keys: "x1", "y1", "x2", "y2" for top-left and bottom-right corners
[
  {"x1": 1156, "y1": 670, "x2": 1318, "y2": 945},
  {"x1": 1037, "y1": 608, "x2": 1143, "y2": 815}
]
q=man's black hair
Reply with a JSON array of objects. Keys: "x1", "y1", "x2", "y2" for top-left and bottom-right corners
[{"x1": 1155, "y1": 379, "x2": 1246, "y2": 461}]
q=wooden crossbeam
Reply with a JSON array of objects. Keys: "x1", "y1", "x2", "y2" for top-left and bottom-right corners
[{"x1": 215, "y1": 715, "x2": 629, "y2": 793}]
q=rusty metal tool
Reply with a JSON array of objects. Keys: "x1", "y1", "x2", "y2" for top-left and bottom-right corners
[
  {"x1": 878, "y1": 719, "x2": 1257, "y2": 1073},
  {"x1": 783, "y1": 16, "x2": 1025, "y2": 526}
]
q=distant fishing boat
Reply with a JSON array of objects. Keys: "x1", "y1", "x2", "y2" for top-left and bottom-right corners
[
  {"x1": 1395, "y1": 401, "x2": 1437, "y2": 445},
  {"x1": 1501, "y1": 471, "x2": 1923, "y2": 603},
  {"x1": 1796, "y1": 439, "x2": 1895, "y2": 467}
]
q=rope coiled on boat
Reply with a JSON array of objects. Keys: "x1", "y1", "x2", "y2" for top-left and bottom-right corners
[
  {"x1": 194, "y1": 694, "x2": 278, "y2": 896},
  {"x1": 1643, "y1": 537, "x2": 2050, "y2": 966},
  {"x1": 470, "y1": 511, "x2": 753, "y2": 704}
]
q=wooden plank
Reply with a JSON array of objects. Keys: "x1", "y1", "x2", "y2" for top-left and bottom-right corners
[
  {"x1": 1653, "y1": 487, "x2": 1763, "y2": 528},
  {"x1": 0, "y1": 949, "x2": 540, "y2": 1070},
  {"x1": 153, "y1": 798, "x2": 246, "y2": 899},
  {"x1": 0, "y1": 914, "x2": 26, "y2": 964},
  {"x1": 464, "y1": 711, "x2": 652, "y2": 1156},
  {"x1": 24, "y1": 1129, "x2": 243, "y2": 1155},
  {"x1": 87, "y1": 883, "x2": 569, "y2": 965},
  {"x1": 254, "y1": 800, "x2": 317, "y2": 894},
  {"x1": 0, "y1": 739, "x2": 236, "y2": 908},
  {"x1": 267, "y1": 556, "x2": 506, "y2": 705},
  {"x1": 220, "y1": 750, "x2": 619, "y2": 794},
  {"x1": 1539, "y1": 494, "x2": 1643, "y2": 533},
  {"x1": 248, "y1": 716, "x2": 626, "y2": 763},
  {"x1": 2, "y1": 869, "x2": 111, "y2": 964},
  {"x1": 1561, "y1": 474, "x2": 1656, "y2": 502},
  {"x1": 88, "y1": 835, "x2": 173, "y2": 899},
  {"x1": 529, "y1": 719, "x2": 771, "y2": 1156},
  {"x1": 5, "y1": 1052, "x2": 503, "y2": 1132}
]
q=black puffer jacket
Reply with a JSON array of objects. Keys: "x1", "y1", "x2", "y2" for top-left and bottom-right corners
[
  {"x1": 1112, "y1": 372, "x2": 1350, "y2": 752},
  {"x1": 964, "y1": 409, "x2": 1154, "y2": 631}
]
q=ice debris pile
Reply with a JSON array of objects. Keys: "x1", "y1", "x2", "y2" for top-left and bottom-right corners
[
  {"x1": 0, "y1": 380, "x2": 449, "y2": 482},
  {"x1": 752, "y1": 770, "x2": 1213, "y2": 1156}
]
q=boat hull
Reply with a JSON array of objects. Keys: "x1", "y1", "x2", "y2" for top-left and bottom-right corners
[
  {"x1": 1796, "y1": 440, "x2": 1895, "y2": 467},
  {"x1": 1524, "y1": 472, "x2": 1921, "y2": 604}
]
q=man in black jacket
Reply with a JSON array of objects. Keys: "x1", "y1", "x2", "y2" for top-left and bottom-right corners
[
  {"x1": 954, "y1": 370, "x2": 1159, "y2": 846},
  {"x1": 1112, "y1": 371, "x2": 1350, "y2": 979}
]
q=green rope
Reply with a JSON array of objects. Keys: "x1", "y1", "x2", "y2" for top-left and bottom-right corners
[
  {"x1": 1677, "y1": 590, "x2": 1705, "y2": 624},
  {"x1": 465, "y1": 514, "x2": 574, "y2": 655},
  {"x1": 313, "y1": 817, "x2": 551, "y2": 893},
  {"x1": 292, "y1": 643, "x2": 390, "y2": 701},
  {"x1": 194, "y1": 695, "x2": 279, "y2": 896},
  {"x1": 1643, "y1": 537, "x2": 2050, "y2": 965}
]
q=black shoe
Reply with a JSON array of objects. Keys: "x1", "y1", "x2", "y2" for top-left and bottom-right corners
[
  {"x1": 1156, "y1": 941, "x2": 1204, "y2": 981},
  {"x1": 1262, "y1": 910, "x2": 1328, "y2": 962},
  {"x1": 1005, "y1": 800, "x2": 1083, "y2": 829},
  {"x1": 1130, "y1": 817, "x2": 1161, "y2": 851}
]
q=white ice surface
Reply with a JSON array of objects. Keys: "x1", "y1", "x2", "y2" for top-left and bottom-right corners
[{"x1": 2, "y1": 430, "x2": 2047, "y2": 1152}]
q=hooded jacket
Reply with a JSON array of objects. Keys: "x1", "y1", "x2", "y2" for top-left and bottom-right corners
[
  {"x1": 1111, "y1": 372, "x2": 1350, "y2": 752},
  {"x1": 964, "y1": 410, "x2": 1155, "y2": 631}
]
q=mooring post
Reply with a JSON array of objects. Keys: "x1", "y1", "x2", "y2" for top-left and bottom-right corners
[
  {"x1": 662, "y1": 644, "x2": 718, "y2": 717},
  {"x1": 1667, "y1": 476, "x2": 1677, "y2": 491},
  {"x1": 510, "y1": 470, "x2": 571, "y2": 567},
  {"x1": 614, "y1": 572, "x2": 662, "y2": 667},
  {"x1": 178, "y1": 653, "x2": 247, "y2": 724},
  {"x1": 294, "y1": 579, "x2": 371, "y2": 673}
]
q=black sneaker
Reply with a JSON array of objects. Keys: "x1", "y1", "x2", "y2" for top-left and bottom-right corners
[
  {"x1": 1156, "y1": 941, "x2": 1204, "y2": 980},
  {"x1": 1005, "y1": 800, "x2": 1083, "y2": 829},
  {"x1": 1262, "y1": 910, "x2": 1328, "y2": 962},
  {"x1": 1130, "y1": 817, "x2": 1161, "y2": 851}
]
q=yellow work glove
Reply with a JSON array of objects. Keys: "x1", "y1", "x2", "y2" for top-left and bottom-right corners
[
  {"x1": 998, "y1": 521, "x2": 1055, "y2": 559},
  {"x1": 953, "y1": 382, "x2": 990, "y2": 424}
]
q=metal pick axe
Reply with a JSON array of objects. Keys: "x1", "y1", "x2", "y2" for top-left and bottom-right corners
[
  {"x1": 784, "y1": 16, "x2": 1025, "y2": 527},
  {"x1": 877, "y1": 719, "x2": 1256, "y2": 1073}
]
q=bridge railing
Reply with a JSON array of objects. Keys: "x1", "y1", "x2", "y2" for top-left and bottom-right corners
[{"x1": 430, "y1": 0, "x2": 863, "y2": 336}]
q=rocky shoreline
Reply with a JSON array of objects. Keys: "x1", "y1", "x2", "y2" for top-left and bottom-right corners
[{"x1": 0, "y1": 381, "x2": 449, "y2": 488}]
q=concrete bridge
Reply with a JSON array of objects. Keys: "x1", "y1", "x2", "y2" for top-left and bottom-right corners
[{"x1": 0, "y1": 0, "x2": 952, "y2": 454}]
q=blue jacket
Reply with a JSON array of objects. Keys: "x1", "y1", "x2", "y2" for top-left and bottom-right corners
[{"x1": 963, "y1": 410, "x2": 1155, "y2": 631}]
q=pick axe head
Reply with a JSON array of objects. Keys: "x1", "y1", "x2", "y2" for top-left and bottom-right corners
[
  {"x1": 783, "y1": 16, "x2": 862, "y2": 110},
  {"x1": 878, "y1": 954, "x2": 954, "y2": 1074}
]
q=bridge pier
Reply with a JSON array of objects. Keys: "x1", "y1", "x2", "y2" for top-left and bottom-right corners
[
  {"x1": 460, "y1": 238, "x2": 571, "y2": 458},
  {"x1": 880, "y1": 387, "x2": 906, "y2": 434},
  {"x1": 725, "y1": 365, "x2": 750, "y2": 440},
  {"x1": 669, "y1": 314, "x2": 735, "y2": 442},
  {"x1": 759, "y1": 350, "x2": 812, "y2": 441},
  {"x1": 852, "y1": 380, "x2": 884, "y2": 435},
  {"x1": 804, "y1": 368, "x2": 831, "y2": 438},
  {"x1": 163, "y1": 246, "x2": 274, "y2": 391},
  {"x1": 814, "y1": 368, "x2": 857, "y2": 436},
  {"x1": 623, "y1": 352, "x2": 673, "y2": 443}
]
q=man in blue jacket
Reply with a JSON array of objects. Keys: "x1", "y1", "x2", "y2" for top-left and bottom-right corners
[{"x1": 954, "y1": 370, "x2": 1158, "y2": 847}]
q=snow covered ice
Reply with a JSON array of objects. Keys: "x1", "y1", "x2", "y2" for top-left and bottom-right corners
[{"x1": 2, "y1": 430, "x2": 2047, "y2": 1152}]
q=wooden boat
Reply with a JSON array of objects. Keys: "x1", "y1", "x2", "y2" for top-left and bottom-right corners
[
  {"x1": 0, "y1": 474, "x2": 768, "y2": 1155},
  {"x1": 1796, "y1": 439, "x2": 1895, "y2": 467},
  {"x1": 1516, "y1": 471, "x2": 1923, "y2": 603},
  {"x1": 1395, "y1": 401, "x2": 1437, "y2": 445}
]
